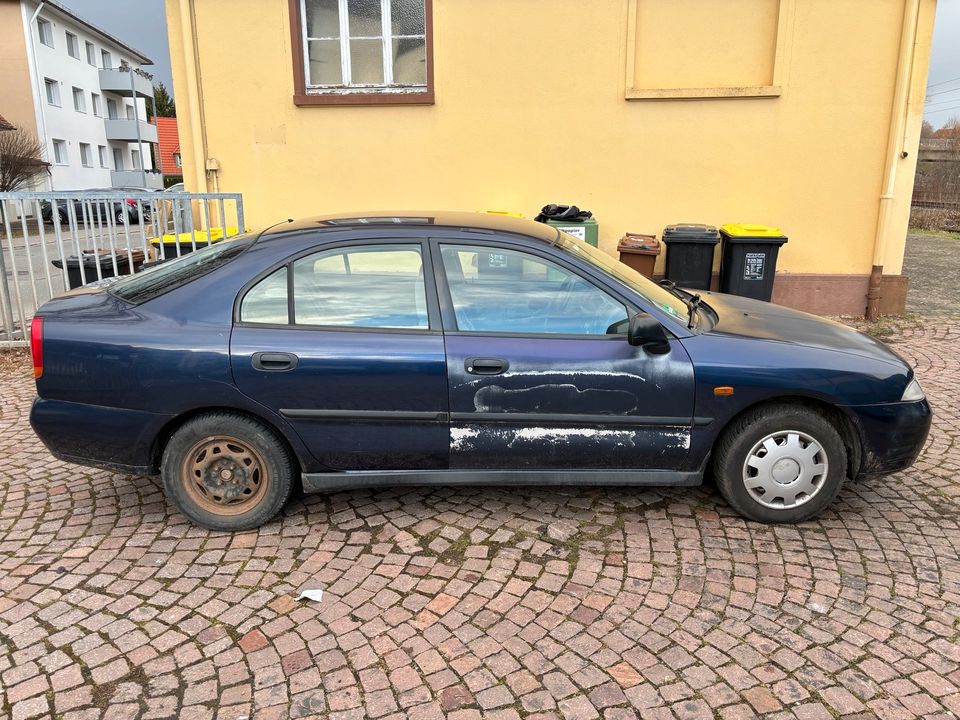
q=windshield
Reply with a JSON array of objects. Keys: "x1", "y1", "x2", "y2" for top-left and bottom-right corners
[
  {"x1": 555, "y1": 233, "x2": 689, "y2": 323},
  {"x1": 110, "y1": 235, "x2": 254, "y2": 304}
]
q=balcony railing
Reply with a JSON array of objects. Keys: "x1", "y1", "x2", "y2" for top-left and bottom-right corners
[
  {"x1": 98, "y1": 68, "x2": 153, "y2": 98},
  {"x1": 111, "y1": 170, "x2": 164, "y2": 190},
  {"x1": 104, "y1": 118, "x2": 158, "y2": 143}
]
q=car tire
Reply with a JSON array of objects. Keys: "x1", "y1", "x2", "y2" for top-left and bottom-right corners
[
  {"x1": 161, "y1": 412, "x2": 297, "y2": 531},
  {"x1": 712, "y1": 404, "x2": 847, "y2": 524},
  {"x1": 58, "y1": 210, "x2": 68, "y2": 225}
]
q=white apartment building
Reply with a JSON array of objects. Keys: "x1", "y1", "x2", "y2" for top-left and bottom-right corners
[{"x1": 0, "y1": 0, "x2": 162, "y2": 191}]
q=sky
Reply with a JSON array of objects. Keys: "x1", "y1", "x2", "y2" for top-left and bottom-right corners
[
  {"x1": 925, "y1": 1, "x2": 960, "y2": 128},
  {"x1": 57, "y1": 0, "x2": 174, "y2": 93},
  {"x1": 59, "y1": 0, "x2": 960, "y2": 128}
]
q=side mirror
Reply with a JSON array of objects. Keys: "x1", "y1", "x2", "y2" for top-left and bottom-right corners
[{"x1": 628, "y1": 312, "x2": 671, "y2": 353}]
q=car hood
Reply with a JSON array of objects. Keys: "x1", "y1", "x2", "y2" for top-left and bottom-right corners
[{"x1": 699, "y1": 291, "x2": 908, "y2": 368}]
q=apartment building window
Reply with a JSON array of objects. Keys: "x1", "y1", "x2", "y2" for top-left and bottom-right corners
[
  {"x1": 44, "y1": 78, "x2": 60, "y2": 107},
  {"x1": 113, "y1": 148, "x2": 124, "y2": 170},
  {"x1": 66, "y1": 31, "x2": 79, "y2": 59},
  {"x1": 101, "y1": 49, "x2": 112, "y2": 69},
  {"x1": 91, "y1": 93, "x2": 102, "y2": 117},
  {"x1": 80, "y1": 143, "x2": 93, "y2": 167},
  {"x1": 106, "y1": 98, "x2": 118, "y2": 120},
  {"x1": 98, "y1": 145, "x2": 108, "y2": 168},
  {"x1": 72, "y1": 87, "x2": 86, "y2": 113},
  {"x1": 132, "y1": 150, "x2": 141, "y2": 169},
  {"x1": 290, "y1": 0, "x2": 433, "y2": 106},
  {"x1": 37, "y1": 18, "x2": 54, "y2": 47},
  {"x1": 86, "y1": 40, "x2": 96, "y2": 65},
  {"x1": 125, "y1": 105, "x2": 135, "y2": 120},
  {"x1": 52, "y1": 140, "x2": 68, "y2": 165},
  {"x1": 174, "y1": 152, "x2": 182, "y2": 168}
]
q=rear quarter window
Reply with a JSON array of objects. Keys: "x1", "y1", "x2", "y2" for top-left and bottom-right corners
[{"x1": 110, "y1": 236, "x2": 254, "y2": 304}]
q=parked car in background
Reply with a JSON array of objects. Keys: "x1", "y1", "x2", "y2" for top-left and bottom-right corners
[
  {"x1": 41, "y1": 188, "x2": 154, "y2": 225},
  {"x1": 29, "y1": 212, "x2": 931, "y2": 531}
]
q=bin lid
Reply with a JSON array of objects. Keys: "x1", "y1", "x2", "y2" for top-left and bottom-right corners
[
  {"x1": 545, "y1": 217, "x2": 597, "y2": 226},
  {"x1": 662, "y1": 223, "x2": 719, "y2": 243},
  {"x1": 618, "y1": 233, "x2": 660, "y2": 254},
  {"x1": 719, "y1": 223, "x2": 787, "y2": 241}
]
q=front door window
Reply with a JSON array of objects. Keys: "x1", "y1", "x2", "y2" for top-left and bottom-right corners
[{"x1": 439, "y1": 245, "x2": 627, "y2": 335}]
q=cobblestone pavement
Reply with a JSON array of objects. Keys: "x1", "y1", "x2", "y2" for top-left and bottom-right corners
[{"x1": 1, "y1": 323, "x2": 959, "y2": 720}]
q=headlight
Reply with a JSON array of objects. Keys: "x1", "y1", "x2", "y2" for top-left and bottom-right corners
[{"x1": 901, "y1": 378, "x2": 925, "y2": 402}]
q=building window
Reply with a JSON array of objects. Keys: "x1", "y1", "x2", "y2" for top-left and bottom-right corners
[
  {"x1": 44, "y1": 78, "x2": 60, "y2": 106},
  {"x1": 37, "y1": 18, "x2": 53, "y2": 47},
  {"x1": 80, "y1": 143, "x2": 92, "y2": 167},
  {"x1": 113, "y1": 147, "x2": 124, "y2": 170},
  {"x1": 72, "y1": 87, "x2": 86, "y2": 113},
  {"x1": 86, "y1": 40, "x2": 96, "y2": 65},
  {"x1": 91, "y1": 93, "x2": 102, "y2": 117},
  {"x1": 125, "y1": 104, "x2": 135, "y2": 120},
  {"x1": 174, "y1": 152, "x2": 182, "y2": 168},
  {"x1": 52, "y1": 139, "x2": 68, "y2": 165},
  {"x1": 98, "y1": 145, "x2": 108, "y2": 168},
  {"x1": 106, "y1": 98, "x2": 118, "y2": 120},
  {"x1": 101, "y1": 49, "x2": 112, "y2": 69},
  {"x1": 290, "y1": 0, "x2": 433, "y2": 106},
  {"x1": 131, "y1": 149, "x2": 141, "y2": 169},
  {"x1": 66, "y1": 31, "x2": 79, "y2": 59}
]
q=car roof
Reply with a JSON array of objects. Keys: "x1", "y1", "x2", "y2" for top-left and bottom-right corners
[{"x1": 262, "y1": 211, "x2": 560, "y2": 243}]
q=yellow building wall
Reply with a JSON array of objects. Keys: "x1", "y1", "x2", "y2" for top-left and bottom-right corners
[
  {"x1": 0, "y1": 1, "x2": 39, "y2": 137},
  {"x1": 166, "y1": 0, "x2": 935, "y2": 281}
]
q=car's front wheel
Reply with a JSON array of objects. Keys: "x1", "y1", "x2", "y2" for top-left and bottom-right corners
[
  {"x1": 713, "y1": 404, "x2": 847, "y2": 523},
  {"x1": 161, "y1": 412, "x2": 296, "y2": 530}
]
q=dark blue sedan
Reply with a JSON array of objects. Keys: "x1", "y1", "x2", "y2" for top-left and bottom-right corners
[{"x1": 29, "y1": 212, "x2": 931, "y2": 530}]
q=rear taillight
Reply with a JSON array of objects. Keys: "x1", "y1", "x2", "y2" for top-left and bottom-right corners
[
  {"x1": 30, "y1": 316, "x2": 43, "y2": 379},
  {"x1": 126, "y1": 199, "x2": 137, "y2": 207}
]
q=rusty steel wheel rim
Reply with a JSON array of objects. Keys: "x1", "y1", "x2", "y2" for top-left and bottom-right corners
[{"x1": 180, "y1": 435, "x2": 269, "y2": 516}]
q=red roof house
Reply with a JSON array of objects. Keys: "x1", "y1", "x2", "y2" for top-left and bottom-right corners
[{"x1": 156, "y1": 116, "x2": 181, "y2": 176}]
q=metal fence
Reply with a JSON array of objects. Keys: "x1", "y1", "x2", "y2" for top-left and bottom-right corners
[{"x1": 0, "y1": 190, "x2": 244, "y2": 347}]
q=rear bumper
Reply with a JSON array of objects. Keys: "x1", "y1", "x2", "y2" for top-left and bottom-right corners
[
  {"x1": 846, "y1": 399, "x2": 932, "y2": 476},
  {"x1": 30, "y1": 397, "x2": 171, "y2": 476}
]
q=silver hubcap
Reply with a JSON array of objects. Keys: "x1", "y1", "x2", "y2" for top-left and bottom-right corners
[{"x1": 742, "y1": 430, "x2": 828, "y2": 510}]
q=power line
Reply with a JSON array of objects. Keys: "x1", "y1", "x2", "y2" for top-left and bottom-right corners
[
  {"x1": 927, "y1": 74, "x2": 960, "y2": 90},
  {"x1": 926, "y1": 94, "x2": 960, "y2": 108},
  {"x1": 926, "y1": 103, "x2": 960, "y2": 115},
  {"x1": 926, "y1": 85, "x2": 960, "y2": 100}
]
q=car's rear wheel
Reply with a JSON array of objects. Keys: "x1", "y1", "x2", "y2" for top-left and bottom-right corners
[
  {"x1": 161, "y1": 412, "x2": 296, "y2": 530},
  {"x1": 712, "y1": 404, "x2": 847, "y2": 523}
]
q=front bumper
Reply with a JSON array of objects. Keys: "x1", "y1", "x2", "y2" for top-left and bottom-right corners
[{"x1": 845, "y1": 399, "x2": 932, "y2": 476}]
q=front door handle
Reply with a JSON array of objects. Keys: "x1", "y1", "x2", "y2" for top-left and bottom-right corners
[
  {"x1": 252, "y1": 352, "x2": 299, "y2": 372},
  {"x1": 465, "y1": 357, "x2": 509, "y2": 375}
]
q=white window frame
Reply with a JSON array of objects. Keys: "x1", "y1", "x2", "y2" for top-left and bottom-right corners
[
  {"x1": 98, "y1": 145, "x2": 108, "y2": 168},
  {"x1": 37, "y1": 18, "x2": 53, "y2": 47},
  {"x1": 299, "y1": 0, "x2": 427, "y2": 93},
  {"x1": 101, "y1": 49, "x2": 112, "y2": 69},
  {"x1": 91, "y1": 93, "x2": 102, "y2": 117},
  {"x1": 52, "y1": 139, "x2": 68, "y2": 165},
  {"x1": 174, "y1": 152, "x2": 182, "y2": 168},
  {"x1": 79, "y1": 143, "x2": 92, "y2": 167},
  {"x1": 44, "y1": 78, "x2": 60, "y2": 106},
  {"x1": 72, "y1": 87, "x2": 86, "y2": 113},
  {"x1": 66, "y1": 31, "x2": 79, "y2": 59},
  {"x1": 85, "y1": 40, "x2": 96, "y2": 65},
  {"x1": 131, "y1": 149, "x2": 141, "y2": 169}
]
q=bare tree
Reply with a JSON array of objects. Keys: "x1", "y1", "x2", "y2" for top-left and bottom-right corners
[
  {"x1": 0, "y1": 127, "x2": 49, "y2": 224},
  {"x1": 0, "y1": 127, "x2": 49, "y2": 192}
]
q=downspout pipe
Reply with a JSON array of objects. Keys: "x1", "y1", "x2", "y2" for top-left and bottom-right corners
[
  {"x1": 178, "y1": 0, "x2": 209, "y2": 193},
  {"x1": 27, "y1": 2, "x2": 50, "y2": 191},
  {"x1": 867, "y1": 0, "x2": 921, "y2": 320}
]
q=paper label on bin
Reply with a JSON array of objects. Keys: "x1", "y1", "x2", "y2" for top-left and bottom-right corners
[
  {"x1": 744, "y1": 253, "x2": 765, "y2": 280},
  {"x1": 562, "y1": 226, "x2": 586, "y2": 241}
]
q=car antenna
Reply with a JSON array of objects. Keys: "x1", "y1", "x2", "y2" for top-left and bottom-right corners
[{"x1": 251, "y1": 218, "x2": 295, "y2": 246}]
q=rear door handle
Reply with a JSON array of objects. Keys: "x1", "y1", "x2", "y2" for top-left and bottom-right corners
[
  {"x1": 465, "y1": 357, "x2": 509, "y2": 375},
  {"x1": 252, "y1": 352, "x2": 299, "y2": 372}
]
